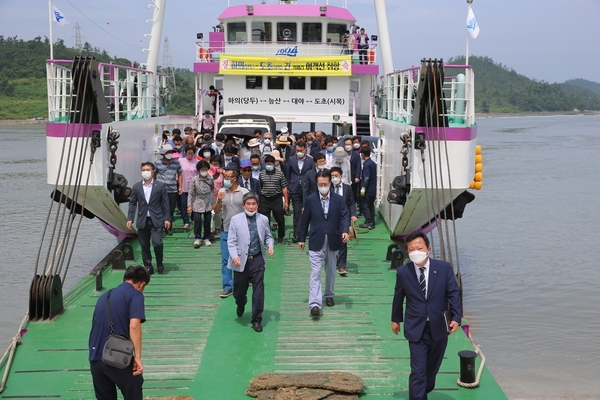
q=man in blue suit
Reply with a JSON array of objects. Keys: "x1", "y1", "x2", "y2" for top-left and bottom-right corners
[
  {"x1": 227, "y1": 192, "x2": 275, "y2": 333},
  {"x1": 238, "y1": 159, "x2": 260, "y2": 194},
  {"x1": 285, "y1": 141, "x2": 314, "y2": 241},
  {"x1": 298, "y1": 170, "x2": 349, "y2": 317},
  {"x1": 127, "y1": 162, "x2": 172, "y2": 275},
  {"x1": 391, "y1": 232, "x2": 462, "y2": 400}
]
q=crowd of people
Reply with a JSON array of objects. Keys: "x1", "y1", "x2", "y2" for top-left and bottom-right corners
[
  {"x1": 104, "y1": 126, "x2": 462, "y2": 400},
  {"x1": 127, "y1": 125, "x2": 379, "y2": 327}
]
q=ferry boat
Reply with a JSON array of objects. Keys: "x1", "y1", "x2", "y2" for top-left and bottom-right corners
[{"x1": 0, "y1": 0, "x2": 503, "y2": 398}]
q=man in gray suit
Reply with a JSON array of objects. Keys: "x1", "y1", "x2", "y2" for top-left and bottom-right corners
[
  {"x1": 127, "y1": 162, "x2": 172, "y2": 275},
  {"x1": 227, "y1": 192, "x2": 274, "y2": 332}
]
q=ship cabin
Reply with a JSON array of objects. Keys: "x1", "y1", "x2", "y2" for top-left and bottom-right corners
[{"x1": 194, "y1": 0, "x2": 379, "y2": 135}]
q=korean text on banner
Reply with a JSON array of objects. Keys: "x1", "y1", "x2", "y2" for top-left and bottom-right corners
[{"x1": 219, "y1": 55, "x2": 352, "y2": 76}]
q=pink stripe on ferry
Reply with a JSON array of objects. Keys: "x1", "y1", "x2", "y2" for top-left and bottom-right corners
[
  {"x1": 46, "y1": 123, "x2": 102, "y2": 138},
  {"x1": 219, "y1": 4, "x2": 355, "y2": 20},
  {"x1": 416, "y1": 126, "x2": 477, "y2": 141}
]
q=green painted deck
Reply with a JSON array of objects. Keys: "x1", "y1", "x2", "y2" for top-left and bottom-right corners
[{"x1": 0, "y1": 214, "x2": 507, "y2": 399}]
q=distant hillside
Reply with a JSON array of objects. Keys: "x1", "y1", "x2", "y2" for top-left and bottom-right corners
[
  {"x1": 562, "y1": 78, "x2": 600, "y2": 101},
  {"x1": 448, "y1": 56, "x2": 600, "y2": 113},
  {"x1": 1, "y1": 38, "x2": 599, "y2": 119}
]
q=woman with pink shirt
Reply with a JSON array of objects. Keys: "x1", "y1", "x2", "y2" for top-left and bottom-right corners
[
  {"x1": 178, "y1": 145, "x2": 199, "y2": 229},
  {"x1": 209, "y1": 153, "x2": 224, "y2": 236}
]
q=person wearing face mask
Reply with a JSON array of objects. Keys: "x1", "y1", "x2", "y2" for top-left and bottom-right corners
[
  {"x1": 330, "y1": 146, "x2": 352, "y2": 185},
  {"x1": 259, "y1": 132, "x2": 274, "y2": 159},
  {"x1": 391, "y1": 232, "x2": 462, "y2": 400},
  {"x1": 249, "y1": 154, "x2": 263, "y2": 180},
  {"x1": 213, "y1": 167, "x2": 249, "y2": 298},
  {"x1": 187, "y1": 160, "x2": 215, "y2": 248},
  {"x1": 227, "y1": 192, "x2": 274, "y2": 333},
  {"x1": 298, "y1": 170, "x2": 349, "y2": 317},
  {"x1": 329, "y1": 167, "x2": 357, "y2": 276},
  {"x1": 155, "y1": 144, "x2": 183, "y2": 236},
  {"x1": 238, "y1": 159, "x2": 260, "y2": 194},
  {"x1": 127, "y1": 162, "x2": 171, "y2": 274},
  {"x1": 199, "y1": 145, "x2": 215, "y2": 161},
  {"x1": 220, "y1": 144, "x2": 240, "y2": 169},
  {"x1": 213, "y1": 133, "x2": 226, "y2": 154},
  {"x1": 275, "y1": 133, "x2": 295, "y2": 163},
  {"x1": 284, "y1": 142, "x2": 315, "y2": 242},
  {"x1": 302, "y1": 152, "x2": 327, "y2": 204},
  {"x1": 321, "y1": 135, "x2": 336, "y2": 166},
  {"x1": 343, "y1": 137, "x2": 362, "y2": 201},
  {"x1": 200, "y1": 110, "x2": 215, "y2": 133},
  {"x1": 171, "y1": 136, "x2": 184, "y2": 158},
  {"x1": 258, "y1": 155, "x2": 289, "y2": 245},
  {"x1": 178, "y1": 146, "x2": 199, "y2": 230}
]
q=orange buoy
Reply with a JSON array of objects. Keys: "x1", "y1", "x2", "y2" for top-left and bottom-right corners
[
  {"x1": 368, "y1": 49, "x2": 375, "y2": 64},
  {"x1": 198, "y1": 46, "x2": 208, "y2": 60}
]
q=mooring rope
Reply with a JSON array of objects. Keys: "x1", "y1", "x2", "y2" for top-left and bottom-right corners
[{"x1": 0, "y1": 313, "x2": 28, "y2": 393}]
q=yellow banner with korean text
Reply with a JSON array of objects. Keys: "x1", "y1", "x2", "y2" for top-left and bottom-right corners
[{"x1": 218, "y1": 55, "x2": 352, "y2": 76}]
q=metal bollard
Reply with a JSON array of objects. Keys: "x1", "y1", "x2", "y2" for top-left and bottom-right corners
[
  {"x1": 458, "y1": 350, "x2": 478, "y2": 385},
  {"x1": 95, "y1": 270, "x2": 103, "y2": 292}
]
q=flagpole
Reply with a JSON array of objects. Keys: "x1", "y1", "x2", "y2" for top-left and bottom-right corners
[
  {"x1": 49, "y1": 0, "x2": 54, "y2": 59},
  {"x1": 466, "y1": 0, "x2": 472, "y2": 65}
]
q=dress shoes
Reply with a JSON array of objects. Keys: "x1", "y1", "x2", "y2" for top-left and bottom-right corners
[
  {"x1": 145, "y1": 266, "x2": 154, "y2": 275},
  {"x1": 276, "y1": 238, "x2": 284, "y2": 245},
  {"x1": 325, "y1": 297, "x2": 335, "y2": 307},
  {"x1": 236, "y1": 304, "x2": 245, "y2": 318},
  {"x1": 310, "y1": 306, "x2": 321, "y2": 317},
  {"x1": 157, "y1": 263, "x2": 165, "y2": 274},
  {"x1": 252, "y1": 321, "x2": 263, "y2": 332},
  {"x1": 291, "y1": 236, "x2": 298, "y2": 243}
]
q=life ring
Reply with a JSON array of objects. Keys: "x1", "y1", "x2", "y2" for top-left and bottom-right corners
[{"x1": 368, "y1": 49, "x2": 375, "y2": 64}]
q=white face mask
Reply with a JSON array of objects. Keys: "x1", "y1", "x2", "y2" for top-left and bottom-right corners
[
  {"x1": 141, "y1": 171, "x2": 152, "y2": 180},
  {"x1": 296, "y1": 152, "x2": 305, "y2": 159},
  {"x1": 344, "y1": 145, "x2": 353, "y2": 152},
  {"x1": 353, "y1": 143, "x2": 360, "y2": 149},
  {"x1": 263, "y1": 139, "x2": 271, "y2": 145},
  {"x1": 331, "y1": 177, "x2": 341, "y2": 185},
  {"x1": 200, "y1": 171, "x2": 208, "y2": 177},
  {"x1": 203, "y1": 152, "x2": 212, "y2": 158},
  {"x1": 245, "y1": 210, "x2": 256, "y2": 217},
  {"x1": 252, "y1": 165, "x2": 260, "y2": 171},
  {"x1": 164, "y1": 153, "x2": 173, "y2": 160},
  {"x1": 408, "y1": 250, "x2": 428, "y2": 264},
  {"x1": 317, "y1": 164, "x2": 326, "y2": 171},
  {"x1": 318, "y1": 186, "x2": 329, "y2": 195}
]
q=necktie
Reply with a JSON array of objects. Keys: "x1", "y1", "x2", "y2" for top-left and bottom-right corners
[
  {"x1": 419, "y1": 267, "x2": 426, "y2": 298},
  {"x1": 244, "y1": 180, "x2": 248, "y2": 189},
  {"x1": 321, "y1": 197, "x2": 327, "y2": 217},
  {"x1": 336, "y1": 185, "x2": 341, "y2": 195}
]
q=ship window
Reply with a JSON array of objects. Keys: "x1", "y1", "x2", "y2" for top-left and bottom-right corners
[
  {"x1": 251, "y1": 22, "x2": 272, "y2": 42},
  {"x1": 277, "y1": 22, "x2": 297, "y2": 42},
  {"x1": 246, "y1": 76, "x2": 263, "y2": 89},
  {"x1": 289, "y1": 77, "x2": 306, "y2": 90},
  {"x1": 268, "y1": 76, "x2": 284, "y2": 90},
  {"x1": 327, "y1": 23, "x2": 347, "y2": 44},
  {"x1": 302, "y1": 23, "x2": 322, "y2": 43},
  {"x1": 311, "y1": 77, "x2": 327, "y2": 90},
  {"x1": 227, "y1": 22, "x2": 247, "y2": 42}
]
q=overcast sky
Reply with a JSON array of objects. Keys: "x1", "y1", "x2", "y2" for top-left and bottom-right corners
[{"x1": 1, "y1": 0, "x2": 599, "y2": 84}]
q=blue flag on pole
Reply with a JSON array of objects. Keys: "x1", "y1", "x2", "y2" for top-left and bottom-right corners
[{"x1": 52, "y1": 4, "x2": 69, "y2": 27}]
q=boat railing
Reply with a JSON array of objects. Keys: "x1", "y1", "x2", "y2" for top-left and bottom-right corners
[
  {"x1": 195, "y1": 41, "x2": 377, "y2": 65},
  {"x1": 379, "y1": 65, "x2": 474, "y2": 127},
  {"x1": 228, "y1": 0, "x2": 349, "y2": 6},
  {"x1": 46, "y1": 60, "x2": 168, "y2": 123}
]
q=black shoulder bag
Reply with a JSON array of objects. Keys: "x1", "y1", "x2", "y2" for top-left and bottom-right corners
[{"x1": 102, "y1": 289, "x2": 134, "y2": 369}]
